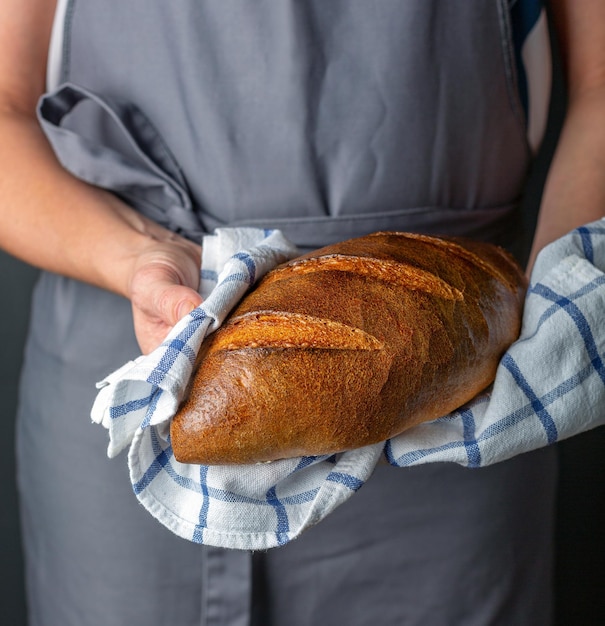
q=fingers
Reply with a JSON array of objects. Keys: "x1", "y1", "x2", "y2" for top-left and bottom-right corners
[
  {"x1": 128, "y1": 241, "x2": 203, "y2": 353},
  {"x1": 153, "y1": 281, "x2": 203, "y2": 328},
  {"x1": 132, "y1": 282, "x2": 203, "y2": 354}
]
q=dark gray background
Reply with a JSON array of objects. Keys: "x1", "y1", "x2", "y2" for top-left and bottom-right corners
[{"x1": 1, "y1": 43, "x2": 604, "y2": 626}]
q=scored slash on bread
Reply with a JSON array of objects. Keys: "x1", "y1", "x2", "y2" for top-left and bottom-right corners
[
  {"x1": 211, "y1": 312, "x2": 385, "y2": 352},
  {"x1": 171, "y1": 231, "x2": 527, "y2": 465},
  {"x1": 261, "y1": 255, "x2": 465, "y2": 301}
]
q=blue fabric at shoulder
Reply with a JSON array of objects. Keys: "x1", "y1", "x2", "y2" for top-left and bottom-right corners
[{"x1": 510, "y1": 0, "x2": 545, "y2": 117}]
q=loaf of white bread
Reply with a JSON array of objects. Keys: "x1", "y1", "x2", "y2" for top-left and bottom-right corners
[{"x1": 171, "y1": 231, "x2": 527, "y2": 465}]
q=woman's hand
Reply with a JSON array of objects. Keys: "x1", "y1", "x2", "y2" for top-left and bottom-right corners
[{"x1": 126, "y1": 219, "x2": 203, "y2": 354}]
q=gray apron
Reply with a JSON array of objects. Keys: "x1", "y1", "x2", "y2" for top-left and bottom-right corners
[{"x1": 17, "y1": 2, "x2": 556, "y2": 625}]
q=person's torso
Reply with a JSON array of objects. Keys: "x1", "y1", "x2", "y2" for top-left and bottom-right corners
[{"x1": 41, "y1": 0, "x2": 551, "y2": 250}]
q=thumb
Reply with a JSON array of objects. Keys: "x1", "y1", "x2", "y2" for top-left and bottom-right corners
[
  {"x1": 175, "y1": 296, "x2": 202, "y2": 322},
  {"x1": 154, "y1": 283, "x2": 203, "y2": 327}
]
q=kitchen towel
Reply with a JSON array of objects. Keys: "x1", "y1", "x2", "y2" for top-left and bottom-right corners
[{"x1": 91, "y1": 220, "x2": 605, "y2": 550}]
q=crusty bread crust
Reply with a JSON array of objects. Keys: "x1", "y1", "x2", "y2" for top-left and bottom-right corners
[{"x1": 171, "y1": 232, "x2": 527, "y2": 465}]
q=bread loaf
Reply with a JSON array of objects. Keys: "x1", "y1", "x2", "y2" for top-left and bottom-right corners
[{"x1": 171, "y1": 231, "x2": 527, "y2": 465}]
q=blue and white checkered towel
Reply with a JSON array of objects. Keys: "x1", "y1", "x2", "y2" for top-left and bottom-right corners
[{"x1": 91, "y1": 220, "x2": 605, "y2": 550}]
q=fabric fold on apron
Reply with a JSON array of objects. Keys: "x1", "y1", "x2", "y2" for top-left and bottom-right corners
[{"x1": 38, "y1": 83, "x2": 205, "y2": 241}]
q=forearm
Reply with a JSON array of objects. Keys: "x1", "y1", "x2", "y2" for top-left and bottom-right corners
[
  {"x1": 528, "y1": 0, "x2": 605, "y2": 270},
  {"x1": 528, "y1": 85, "x2": 605, "y2": 269},
  {"x1": 0, "y1": 106, "x2": 157, "y2": 298},
  {"x1": 0, "y1": 0, "x2": 151, "y2": 297}
]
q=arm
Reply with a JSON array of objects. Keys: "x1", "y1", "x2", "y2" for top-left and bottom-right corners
[
  {"x1": 0, "y1": 0, "x2": 202, "y2": 353},
  {"x1": 527, "y1": 0, "x2": 605, "y2": 270}
]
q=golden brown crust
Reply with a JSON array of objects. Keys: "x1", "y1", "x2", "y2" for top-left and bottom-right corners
[{"x1": 170, "y1": 232, "x2": 527, "y2": 465}]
